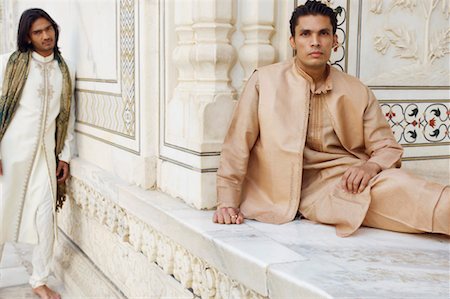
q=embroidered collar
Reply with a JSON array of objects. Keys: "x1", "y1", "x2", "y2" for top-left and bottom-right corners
[
  {"x1": 32, "y1": 51, "x2": 54, "y2": 63},
  {"x1": 293, "y1": 59, "x2": 333, "y2": 95}
]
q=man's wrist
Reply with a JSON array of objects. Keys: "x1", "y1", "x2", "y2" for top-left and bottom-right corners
[{"x1": 365, "y1": 161, "x2": 382, "y2": 173}]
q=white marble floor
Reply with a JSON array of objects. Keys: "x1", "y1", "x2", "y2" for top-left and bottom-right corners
[{"x1": 0, "y1": 242, "x2": 66, "y2": 299}]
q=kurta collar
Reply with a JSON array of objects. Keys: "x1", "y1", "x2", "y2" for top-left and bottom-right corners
[
  {"x1": 293, "y1": 58, "x2": 333, "y2": 95},
  {"x1": 32, "y1": 51, "x2": 54, "y2": 63}
]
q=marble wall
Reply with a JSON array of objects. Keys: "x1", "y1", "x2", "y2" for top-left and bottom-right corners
[
  {"x1": 0, "y1": 0, "x2": 448, "y2": 296},
  {"x1": 0, "y1": 0, "x2": 448, "y2": 209}
]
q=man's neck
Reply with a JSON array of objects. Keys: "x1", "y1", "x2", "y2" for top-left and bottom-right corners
[
  {"x1": 34, "y1": 50, "x2": 54, "y2": 57},
  {"x1": 303, "y1": 66, "x2": 327, "y2": 84}
]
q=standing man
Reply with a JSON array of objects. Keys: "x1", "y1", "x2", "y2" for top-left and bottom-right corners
[
  {"x1": 0, "y1": 8, "x2": 75, "y2": 299},
  {"x1": 213, "y1": 0, "x2": 449, "y2": 237}
]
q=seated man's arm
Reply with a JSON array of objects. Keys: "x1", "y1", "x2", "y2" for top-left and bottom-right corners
[
  {"x1": 214, "y1": 71, "x2": 260, "y2": 224},
  {"x1": 341, "y1": 87, "x2": 403, "y2": 193}
]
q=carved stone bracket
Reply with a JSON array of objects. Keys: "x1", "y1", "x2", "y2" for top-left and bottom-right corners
[{"x1": 67, "y1": 177, "x2": 266, "y2": 299}]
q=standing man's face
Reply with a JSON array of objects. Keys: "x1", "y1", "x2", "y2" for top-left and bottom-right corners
[
  {"x1": 289, "y1": 14, "x2": 337, "y2": 74},
  {"x1": 28, "y1": 17, "x2": 55, "y2": 57}
]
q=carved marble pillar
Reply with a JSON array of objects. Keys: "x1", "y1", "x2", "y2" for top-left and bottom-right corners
[
  {"x1": 166, "y1": 0, "x2": 195, "y2": 145},
  {"x1": 239, "y1": 0, "x2": 276, "y2": 82},
  {"x1": 159, "y1": 0, "x2": 237, "y2": 209},
  {"x1": 189, "y1": 0, "x2": 237, "y2": 151}
]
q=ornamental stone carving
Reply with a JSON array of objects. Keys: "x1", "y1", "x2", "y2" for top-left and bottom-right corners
[{"x1": 67, "y1": 177, "x2": 266, "y2": 299}]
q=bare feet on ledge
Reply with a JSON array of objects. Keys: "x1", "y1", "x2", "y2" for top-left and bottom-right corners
[{"x1": 32, "y1": 285, "x2": 61, "y2": 299}]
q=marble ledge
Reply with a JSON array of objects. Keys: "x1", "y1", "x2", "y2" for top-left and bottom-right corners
[{"x1": 69, "y1": 158, "x2": 450, "y2": 298}]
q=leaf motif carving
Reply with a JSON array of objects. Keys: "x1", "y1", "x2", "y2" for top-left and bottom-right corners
[
  {"x1": 370, "y1": 0, "x2": 383, "y2": 14},
  {"x1": 389, "y1": 0, "x2": 417, "y2": 11},
  {"x1": 374, "y1": 35, "x2": 390, "y2": 54},
  {"x1": 384, "y1": 27, "x2": 418, "y2": 59},
  {"x1": 429, "y1": 28, "x2": 450, "y2": 63}
]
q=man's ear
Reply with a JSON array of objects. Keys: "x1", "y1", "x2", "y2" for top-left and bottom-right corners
[
  {"x1": 333, "y1": 34, "x2": 338, "y2": 47},
  {"x1": 289, "y1": 36, "x2": 296, "y2": 50}
]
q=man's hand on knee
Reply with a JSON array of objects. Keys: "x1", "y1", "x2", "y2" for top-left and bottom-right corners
[
  {"x1": 341, "y1": 161, "x2": 381, "y2": 194},
  {"x1": 213, "y1": 207, "x2": 244, "y2": 225}
]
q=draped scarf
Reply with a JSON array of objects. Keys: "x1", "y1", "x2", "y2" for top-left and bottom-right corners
[{"x1": 0, "y1": 50, "x2": 72, "y2": 211}]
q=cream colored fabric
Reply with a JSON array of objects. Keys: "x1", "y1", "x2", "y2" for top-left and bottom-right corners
[
  {"x1": 0, "y1": 51, "x2": 75, "y2": 245},
  {"x1": 29, "y1": 177, "x2": 54, "y2": 288}
]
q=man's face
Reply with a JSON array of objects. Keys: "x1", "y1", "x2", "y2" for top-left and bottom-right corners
[
  {"x1": 28, "y1": 17, "x2": 55, "y2": 57},
  {"x1": 289, "y1": 14, "x2": 337, "y2": 73}
]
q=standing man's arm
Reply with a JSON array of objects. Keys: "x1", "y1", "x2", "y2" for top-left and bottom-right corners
[
  {"x1": 0, "y1": 53, "x2": 10, "y2": 176},
  {"x1": 56, "y1": 68, "x2": 76, "y2": 183},
  {"x1": 214, "y1": 71, "x2": 261, "y2": 224},
  {"x1": 341, "y1": 87, "x2": 403, "y2": 193}
]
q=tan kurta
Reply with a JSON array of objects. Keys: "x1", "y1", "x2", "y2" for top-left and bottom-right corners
[
  {"x1": 217, "y1": 59, "x2": 449, "y2": 236},
  {"x1": 300, "y1": 71, "x2": 448, "y2": 236}
]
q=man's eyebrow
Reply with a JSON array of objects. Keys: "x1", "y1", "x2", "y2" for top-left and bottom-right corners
[{"x1": 31, "y1": 24, "x2": 52, "y2": 33}]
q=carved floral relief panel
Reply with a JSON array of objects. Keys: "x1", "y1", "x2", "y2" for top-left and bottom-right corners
[{"x1": 359, "y1": 0, "x2": 450, "y2": 87}]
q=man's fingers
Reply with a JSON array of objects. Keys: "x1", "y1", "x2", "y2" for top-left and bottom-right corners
[
  {"x1": 341, "y1": 169, "x2": 352, "y2": 192},
  {"x1": 216, "y1": 210, "x2": 225, "y2": 224},
  {"x1": 56, "y1": 163, "x2": 62, "y2": 176},
  {"x1": 358, "y1": 175, "x2": 370, "y2": 193},
  {"x1": 236, "y1": 212, "x2": 244, "y2": 224},
  {"x1": 221, "y1": 207, "x2": 231, "y2": 224},
  {"x1": 212, "y1": 211, "x2": 218, "y2": 223},
  {"x1": 57, "y1": 166, "x2": 67, "y2": 183},
  {"x1": 346, "y1": 170, "x2": 357, "y2": 193},
  {"x1": 228, "y1": 207, "x2": 238, "y2": 224},
  {"x1": 351, "y1": 172, "x2": 364, "y2": 194}
]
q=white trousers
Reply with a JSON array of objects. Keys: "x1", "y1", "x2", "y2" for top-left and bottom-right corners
[
  {"x1": 0, "y1": 194, "x2": 53, "y2": 289},
  {"x1": 28, "y1": 181, "x2": 55, "y2": 289}
]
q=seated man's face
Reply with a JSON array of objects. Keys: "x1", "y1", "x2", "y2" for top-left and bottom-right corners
[{"x1": 289, "y1": 14, "x2": 337, "y2": 72}]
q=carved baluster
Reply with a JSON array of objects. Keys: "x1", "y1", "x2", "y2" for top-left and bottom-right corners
[
  {"x1": 166, "y1": 0, "x2": 195, "y2": 143},
  {"x1": 239, "y1": 0, "x2": 276, "y2": 83}
]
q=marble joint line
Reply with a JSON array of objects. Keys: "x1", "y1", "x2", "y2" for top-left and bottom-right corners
[{"x1": 67, "y1": 177, "x2": 266, "y2": 299}]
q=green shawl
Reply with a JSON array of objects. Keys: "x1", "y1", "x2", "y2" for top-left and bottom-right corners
[{"x1": 0, "y1": 50, "x2": 72, "y2": 211}]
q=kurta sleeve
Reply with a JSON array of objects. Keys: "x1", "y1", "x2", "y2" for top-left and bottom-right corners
[
  {"x1": 364, "y1": 87, "x2": 403, "y2": 170},
  {"x1": 58, "y1": 65, "x2": 76, "y2": 163},
  {"x1": 216, "y1": 71, "x2": 260, "y2": 208}
]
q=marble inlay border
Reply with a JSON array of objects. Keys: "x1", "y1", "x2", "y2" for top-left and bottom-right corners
[
  {"x1": 75, "y1": 0, "x2": 136, "y2": 138},
  {"x1": 380, "y1": 101, "x2": 450, "y2": 145},
  {"x1": 68, "y1": 177, "x2": 266, "y2": 299}
]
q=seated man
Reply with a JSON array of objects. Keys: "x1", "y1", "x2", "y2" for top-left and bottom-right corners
[{"x1": 213, "y1": 0, "x2": 449, "y2": 237}]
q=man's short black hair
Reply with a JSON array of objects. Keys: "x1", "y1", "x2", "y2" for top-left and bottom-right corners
[
  {"x1": 17, "y1": 8, "x2": 60, "y2": 53},
  {"x1": 289, "y1": 0, "x2": 337, "y2": 36}
]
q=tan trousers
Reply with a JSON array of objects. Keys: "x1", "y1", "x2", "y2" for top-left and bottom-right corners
[{"x1": 301, "y1": 169, "x2": 449, "y2": 236}]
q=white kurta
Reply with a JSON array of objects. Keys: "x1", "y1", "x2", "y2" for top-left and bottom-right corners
[{"x1": 0, "y1": 51, "x2": 75, "y2": 245}]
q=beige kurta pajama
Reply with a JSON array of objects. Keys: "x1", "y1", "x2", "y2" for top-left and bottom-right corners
[
  {"x1": 0, "y1": 51, "x2": 75, "y2": 287},
  {"x1": 217, "y1": 59, "x2": 449, "y2": 237}
]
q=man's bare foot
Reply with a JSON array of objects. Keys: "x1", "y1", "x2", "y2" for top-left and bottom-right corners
[{"x1": 32, "y1": 285, "x2": 61, "y2": 299}]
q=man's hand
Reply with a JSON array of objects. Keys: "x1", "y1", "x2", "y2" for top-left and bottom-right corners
[
  {"x1": 213, "y1": 207, "x2": 244, "y2": 224},
  {"x1": 0, "y1": 160, "x2": 2, "y2": 176},
  {"x1": 56, "y1": 160, "x2": 70, "y2": 183},
  {"x1": 341, "y1": 161, "x2": 381, "y2": 194}
]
